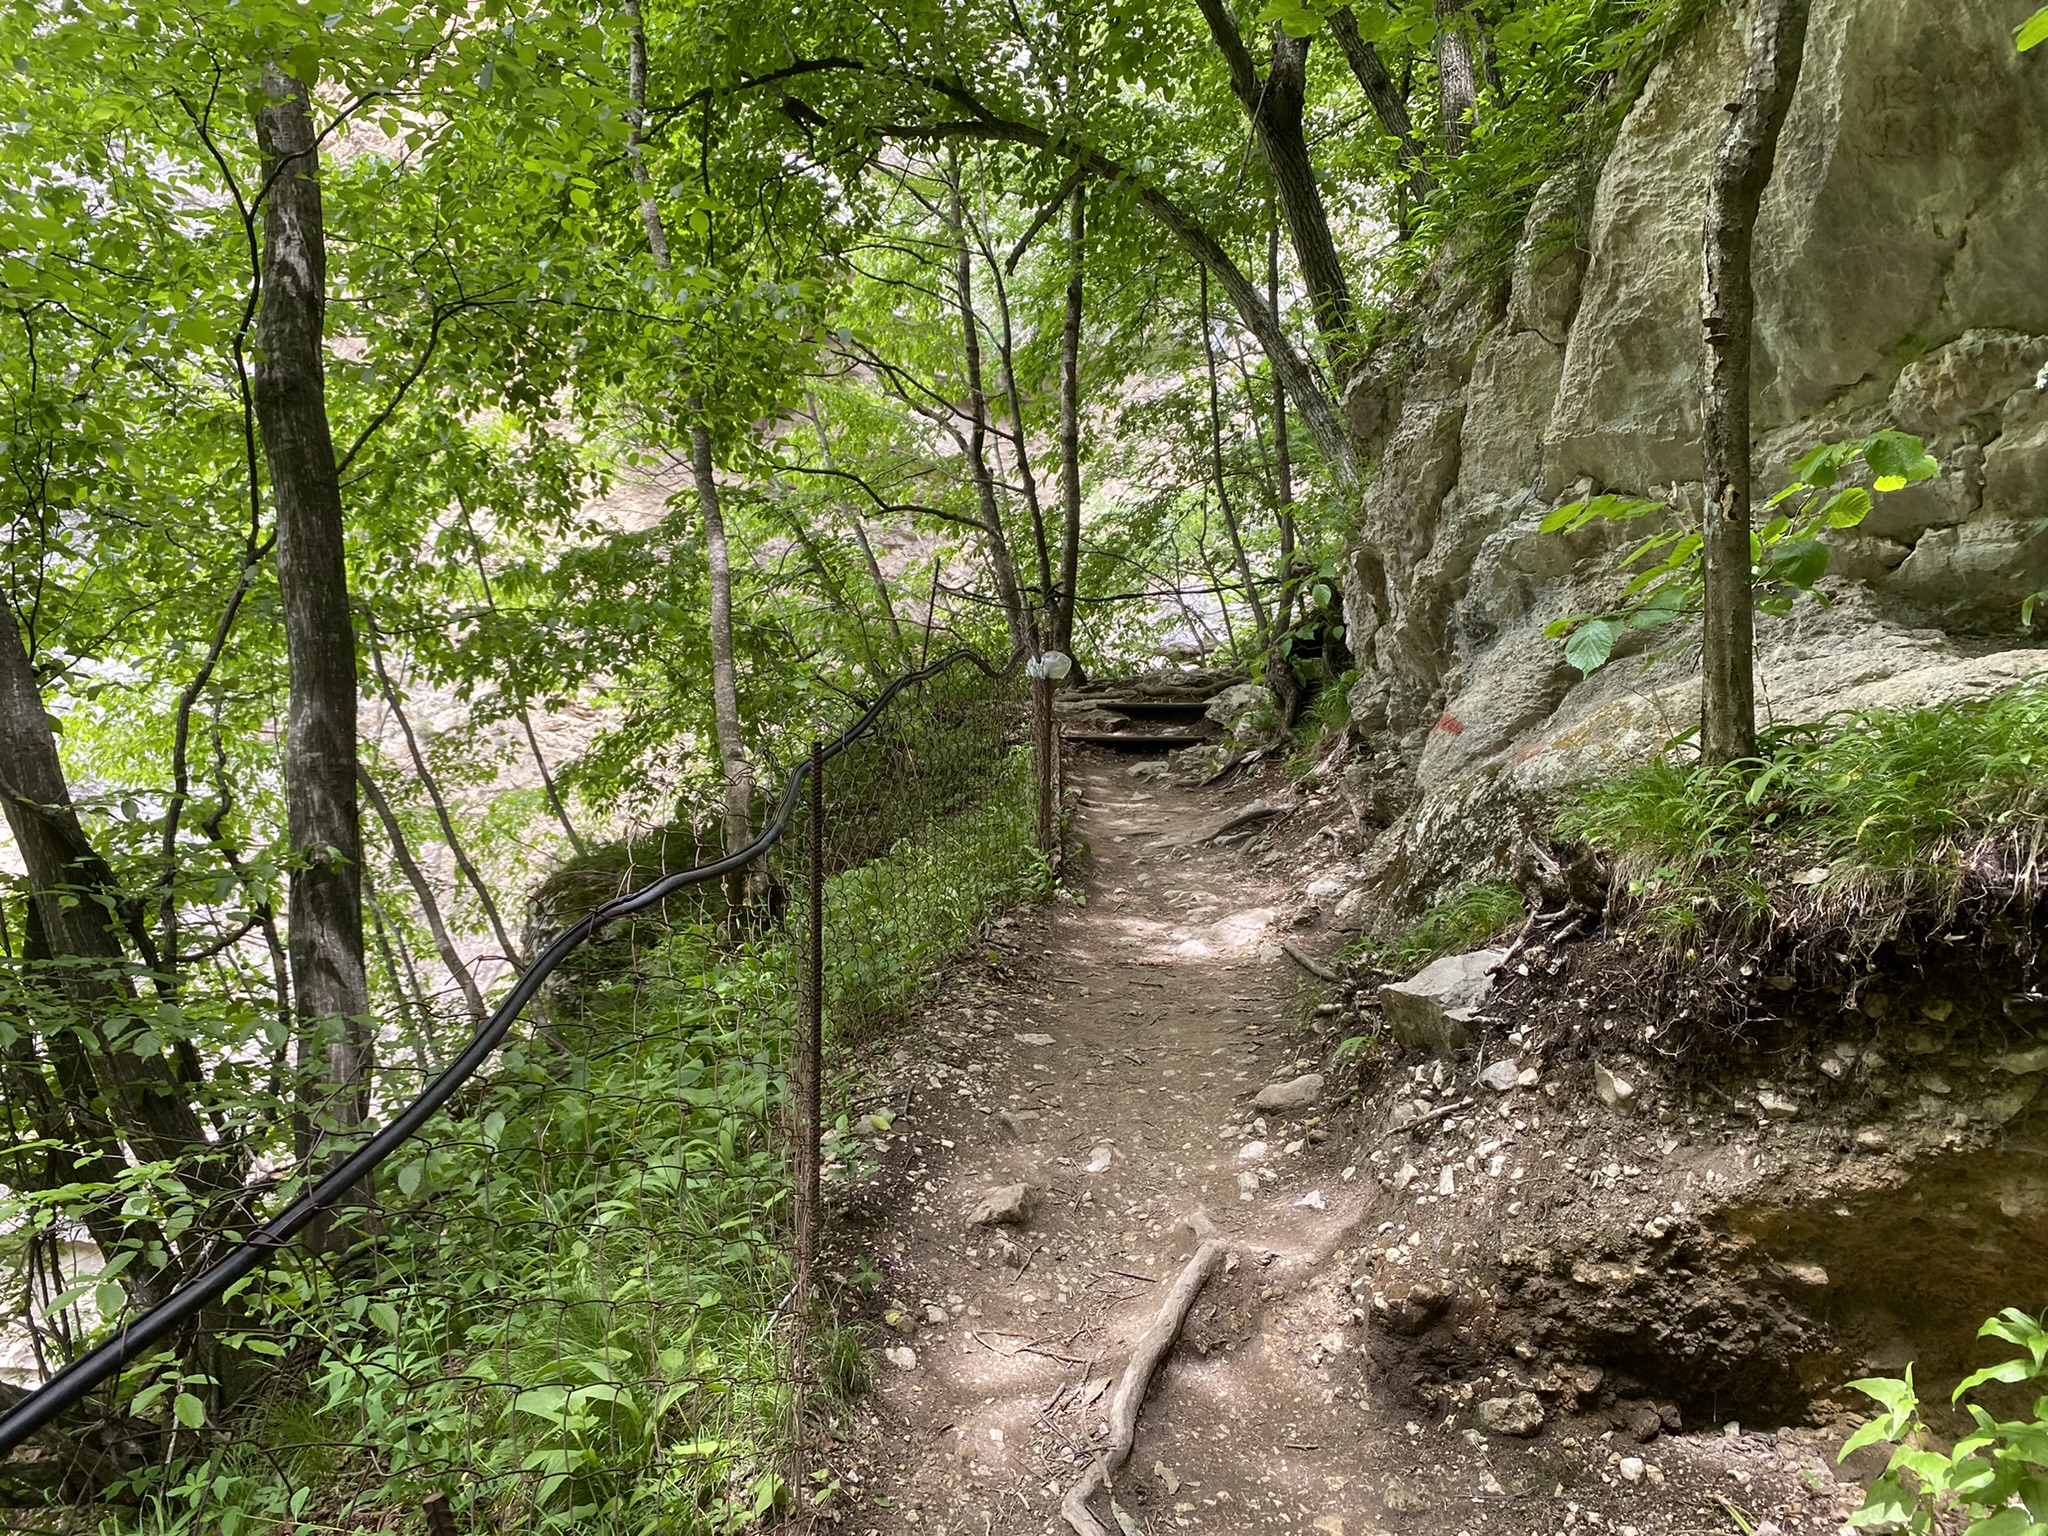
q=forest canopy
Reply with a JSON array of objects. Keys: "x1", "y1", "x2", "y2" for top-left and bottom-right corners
[{"x1": 0, "y1": 0, "x2": 1709, "y2": 1521}]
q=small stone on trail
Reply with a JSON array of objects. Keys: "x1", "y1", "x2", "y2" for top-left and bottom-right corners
[
  {"x1": 1619, "y1": 1457, "x2": 1645, "y2": 1483},
  {"x1": 1854, "y1": 1128, "x2": 1891, "y2": 1152},
  {"x1": 1595, "y1": 1063, "x2": 1637, "y2": 1115},
  {"x1": 885, "y1": 1346, "x2": 918, "y2": 1371},
  {"x1": 1475, "y1": 1392, "x2": 1545, "y2": 1437},
  {"x1": 1014, "y1": 1032, "x2": 1055, "y2": 1048},
  {"x1": 1392, "y1": 1163, "x2": 1419, "y2": 1191},
  {"x1": 1086, "y1": 1144, "x2": 1116, "y2": 1174},
  {"x1": 923, "y1": 1304, "x2": 949, "y2": 1326},
  {"x1": 1386, "y1": 1099, "x2": 1427, "y2": 1133},
  {"x1": 1479, "y1": 1058, "x2": 1522, "y2": 1092},
  {"x1": 967, "y1": 1184, "x2": 1035, "y2": 1226},
  {"x1": 1296, "y1": 1189, "x2": 1327, "y2": 1210},
  {"x1": 1254, "y1": 1073, "x2": 1324, "y2": 1111},
  {"x1": 1238, "y1": 1139, "x2": 1269, "y2": 1162},
  {"x1": 1995, "y1": 1046, "x2": 2048, "y2": 1075},
  {"x1": 1153, "y1": 1461, "x2": 1181, "y2": 1495},
  {"x1": 1438, "y1": 1166, "x2": 1456, "y2": 1196},
  {"x1": 1757, "y1": 1087, "x2": 1801, "y2": 1119},
  {"x1": 996, "y1": 1109, "x2": 1039, "y2": 1140},
  {"x1": 1237, "y1": 1171, "x2": 1260, "y2": 1199}
]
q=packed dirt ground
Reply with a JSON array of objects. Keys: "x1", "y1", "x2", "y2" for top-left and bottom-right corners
[{"x1": 816, "y1": 753, "x2": 1885, "y2": 1536}]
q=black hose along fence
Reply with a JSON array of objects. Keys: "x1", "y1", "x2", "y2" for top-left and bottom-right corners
[{"x1": 0, "y1": 646, "x2": 1057, "y2": 1532}]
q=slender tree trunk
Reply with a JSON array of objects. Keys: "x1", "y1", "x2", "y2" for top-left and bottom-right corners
[
  {"x1": 983, "y1": 239, "x2": 1053, "y2": 613},
  {"x1": 252, "y1": 65, "x2": 372, "y2": 1205},
  {"x1": 623, "y1": 0, "x2": 756, "y2": 880},
  {"x1": 1053, "y1": 185, "x2": 1086, "y2": 659},
  {"x1": 690, "y1": 422, "x2": 758, "y2": 875},
  {"x1": 805, "y1": 394, "x2": 903, "y2": 646},
  {"x1": 1434, "y1": 0, "x2": 1479, "y2": 155},
  {"x1": 357, "y1": 766, "x2": 486, "y2": 1024},
  {"x1": 1700, "y1": 0, "x2": 1811, "y2": 766},
  {"x1": 1200, "y1": 271, "x2": 1270, "y2": 643},
  {"x1": 365, "y1": 615, "x2": 525, "y2": 965},
  {"x1": 1328, "y1": 8, "x2": 1431, "y2": 195},
  {"x1": 946, "y1": 157, "x2": 1032, "y2": 651},
  {"x1": 1264, "y1": 222, "x2": 1303, "y2": 729},
  {"x1": 1192, "y1": 0, "x2": 1356, "y2": 366}
]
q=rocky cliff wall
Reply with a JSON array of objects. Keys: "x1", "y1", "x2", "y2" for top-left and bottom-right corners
[{"x1": 1339, "y1": 0, "x2": 2048, "y2": 913}]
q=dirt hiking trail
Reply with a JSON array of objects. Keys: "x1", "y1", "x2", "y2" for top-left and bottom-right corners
[{"x1": 828, "y1": 757, "x2": 1861, "y2": 1536}]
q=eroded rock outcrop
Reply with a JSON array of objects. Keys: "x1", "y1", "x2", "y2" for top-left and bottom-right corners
[{"x1": 1341, "y1": 0, "x2": 2048, "y2": 911}]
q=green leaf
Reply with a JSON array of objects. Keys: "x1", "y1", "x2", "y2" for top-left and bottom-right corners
[
  {"x1": 1765, "y1": 537, "x2": 1830, "y2": 589},
  {"x1": 173, "y1": 1391, "x2": 205, "y2": 1430},
  {"x1": 1864, "y1": 430, "x2": 1939, "y2": 489},
  {"x1": 1821, "y1": 487, "x2": 1873, "y2": 528},
  {"x1": 1564, "y1": 617, "x2": 1623, "y2": 675},
  {"x1": 2019, "y1": 6, "x2": 2048, "y2": 50}
]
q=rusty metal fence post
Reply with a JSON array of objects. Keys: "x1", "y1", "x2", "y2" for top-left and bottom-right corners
[{"x1": 1027, "y1": 650, "x2": 1071, "y2": 868}]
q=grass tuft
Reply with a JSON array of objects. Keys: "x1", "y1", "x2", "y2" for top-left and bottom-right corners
[
  {"x1": 1562, "y1": 675, "x2": 2048, "y2": 943},
  {"x1": 1357, "y1": 880, "x2": 1526, "y2": 977}
]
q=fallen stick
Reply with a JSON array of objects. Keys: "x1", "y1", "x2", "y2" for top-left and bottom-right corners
[
  {"x1": 1060, "y1": 1210, "x2": 1231, "y2": 1536},
  {"x1": 1371, "y1": 1095, "x2": 1475, "y2": 1144},
  {"x1": 1278, "y1": 940, "x2": 1339, "y2": 983}
]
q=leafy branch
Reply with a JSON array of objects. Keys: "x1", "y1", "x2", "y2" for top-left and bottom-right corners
[{"x1": 1542, "y1": 429, "x2": 1940, "y2": 674}]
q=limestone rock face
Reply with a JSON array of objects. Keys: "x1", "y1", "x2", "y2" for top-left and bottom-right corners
[{"x1": 1339, "y1": 0, "x2": 2048, "y2": 917}]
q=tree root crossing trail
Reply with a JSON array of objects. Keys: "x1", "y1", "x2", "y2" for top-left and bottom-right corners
[
  {"x1": 840, "y1": 757, "x2": 1382, "y2": 1534},
  {"x1": 835, "y1": 756, "x2": 1871, "y2": 1536}
]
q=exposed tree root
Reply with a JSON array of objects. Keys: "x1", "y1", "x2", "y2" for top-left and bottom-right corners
[
  {"x1": 1279, "y1": 940, "x2": 1339, "y2": 982},
  {"x1": 1061, "y1": 1209, "x2": 1231, "y2": 1536}
]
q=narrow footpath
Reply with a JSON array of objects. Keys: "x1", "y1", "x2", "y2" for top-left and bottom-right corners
[{"x1": 829, "y1": 756, "x2": 1856, "y2": 1536}]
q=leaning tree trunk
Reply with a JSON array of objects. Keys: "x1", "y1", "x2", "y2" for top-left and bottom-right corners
[
  {"x1": 1699, "y1": 0, "x2": 1811, "y2": 766},
  {"x1": 0, "y1": 601, "x2": 189, "y2": 1292},
  {"x1": 252, "y1": 65, "x2": 373, "y2": 1205},
  {"x1": 1053, "y1": 184, "x2": 1086, "y2": 660},
  {"x1": 1193, "y1": 0, "x2": 1357, "y2": 368}
]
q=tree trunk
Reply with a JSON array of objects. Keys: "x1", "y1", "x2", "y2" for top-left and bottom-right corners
[
  {"x1": 1053, "y1": 185, "x2": 1086, "y2": 659},
  {"x1": 983, "y1": 242, "x2": 1053, "y2": 614},
  {"x1": 1200, "y1": 270, "x2": 1270, "y2": 643},
  {"x1": 1193, "y1": 0, "x2": 1356, "y2": 367},
  {"x1": 356, "y1": 766, "x2": 486, "y2": 1024},
  {"x1": 1327, "y1": 8, "x2": 1432, "y2": 201},
  {"x1": 622, "y1": 0, "x2": 758, "y2": 884},
  {"x1": 1700, "y1": 0, "x2": 1811, "y2": 767},
  {"x1": 946, "y1": 159, "x2": 1032, "y2": 651},
  {"x1": 1434, "y1": 0, "x2": 1479, "y2": 156},
  {"x1": 1263, "y1": 221, "x2": 1303, "y2": 730},
  {"x1": 363, "y1": 619, "x2": 525, "y2": 968},
  {"x1": 690, "y1": 421, "x2": 758, "y2": 877},
  {"x1": 252, "y1": 65, "x2": 372, "y2": 1202}
]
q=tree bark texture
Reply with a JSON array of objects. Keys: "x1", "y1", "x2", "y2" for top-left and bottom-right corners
[
  {"x1": 1328, "y1": 7, "x2": 1430, "y2": 189},
  {"x1": 1433, "y1": 0, "x2": 1479, "y2": 156},
  {"x1": 1053, "y1": 184, "x2": 1085, "y2": 657},
  {"x1": 1193, "y1": 0, "x2": 1356, "y2": 365},
  {"x1": 252, "y1": 65, "x2": 373, "y2": 1171},
  {"x1": 1699, "y1": 0, "x2": 1811, "y2": 766}
]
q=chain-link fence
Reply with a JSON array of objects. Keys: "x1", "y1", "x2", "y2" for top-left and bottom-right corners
[{"x1": 0, "y1": 646, "x2": 1053, "y2": 1534}]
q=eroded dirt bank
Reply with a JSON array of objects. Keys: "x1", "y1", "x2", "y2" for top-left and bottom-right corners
[{"x1": 819, "y1": 756, "x2": 1878, "y2": 1536}]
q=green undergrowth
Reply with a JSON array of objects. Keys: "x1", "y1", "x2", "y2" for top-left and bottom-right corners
[
  {"x1": 1562, "y1": 676, "x2": 2048, "y2": 948},
  {"x1": 109, "y1": 752, "x2": 1044, "y2": 1536},
  {"x1": 1350, "y1": 879, "x2": 1525, "y2": 977}
]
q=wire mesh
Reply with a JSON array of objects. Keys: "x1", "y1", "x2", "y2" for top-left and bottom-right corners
[{"x1": 0, "y1": 651, "x2": 1035, "y2": 1534}]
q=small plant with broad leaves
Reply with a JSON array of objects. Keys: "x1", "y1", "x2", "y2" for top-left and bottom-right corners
[
  {"x1": 1541, "y1": 430, "x2": 1940, "y2": 674},
  {"x1": 2022, "y1": 7, "x2": 2048, "y2": 51},
  {"x1": 1840, "y1": 1306, "x2": 2048, "y2": 1534}
]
